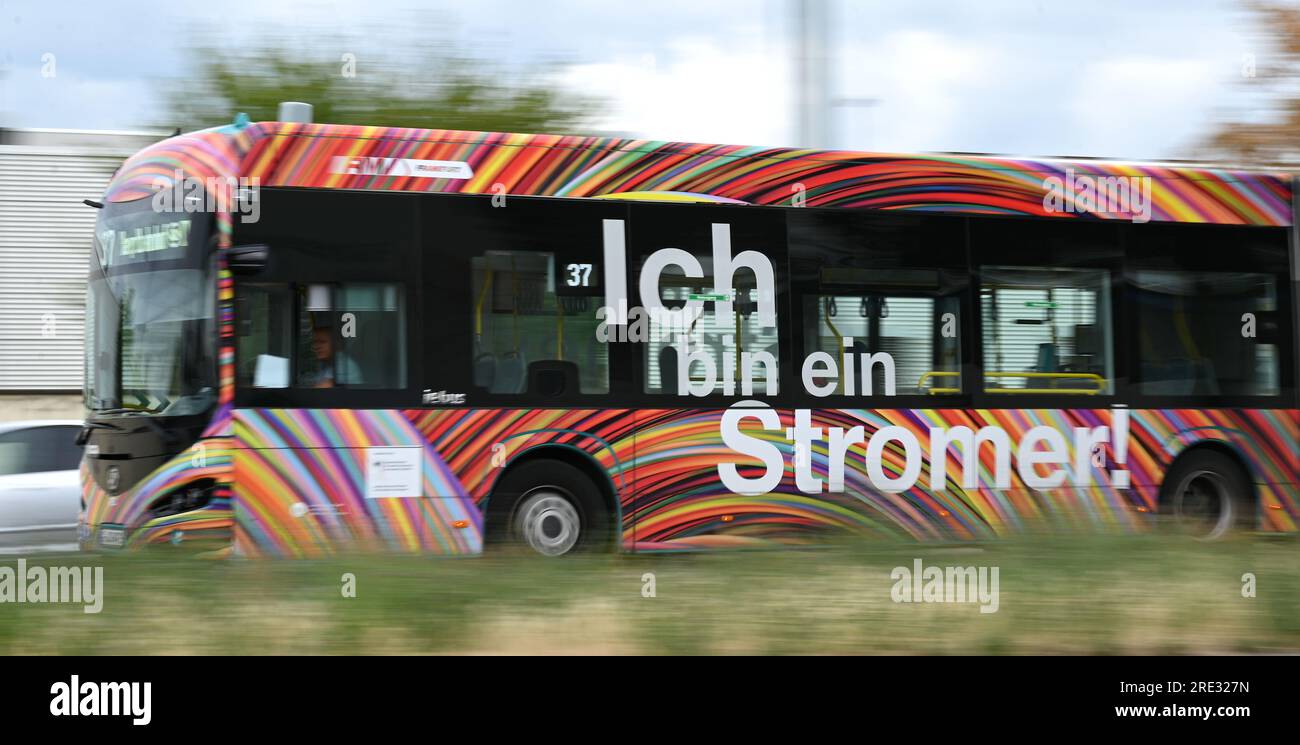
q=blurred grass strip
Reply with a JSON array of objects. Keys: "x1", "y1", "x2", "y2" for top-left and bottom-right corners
[{"x1": 0, "y1": 535, "x2": 1296, "y2": 655}]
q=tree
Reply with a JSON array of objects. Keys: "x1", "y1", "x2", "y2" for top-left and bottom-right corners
[
  {"x1": 156, "y1": 28, "x2": 602, "y2": 136},
  {"x1": 1204, "y1": 2, "x2": 1300, "y2": 165}
]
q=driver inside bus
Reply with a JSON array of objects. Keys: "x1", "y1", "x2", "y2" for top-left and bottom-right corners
[{"x1": 301, "y1": 323, "x2": 364, "y2": 388}]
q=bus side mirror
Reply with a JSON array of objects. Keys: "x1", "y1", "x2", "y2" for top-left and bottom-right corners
[{"x1": 228, "y1": 244, "x2": 270, "y2": 275}]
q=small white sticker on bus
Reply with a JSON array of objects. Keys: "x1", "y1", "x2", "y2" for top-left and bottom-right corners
[{"x1": 365, "y1": 447, "x2": 422, "y2": 499}]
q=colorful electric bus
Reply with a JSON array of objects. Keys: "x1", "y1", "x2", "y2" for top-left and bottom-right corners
[{"x1": 79, "y1": 106, "x2": 1299, "y2": 557}]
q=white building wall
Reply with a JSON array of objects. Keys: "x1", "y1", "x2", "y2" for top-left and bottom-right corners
[{"x1": 0, "y1": 129, "x2": 165, "y2": 420}]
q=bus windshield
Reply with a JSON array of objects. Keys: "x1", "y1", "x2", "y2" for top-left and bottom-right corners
[{"x1": 85, "y1": 199, "x2": 217, "y2": 417}]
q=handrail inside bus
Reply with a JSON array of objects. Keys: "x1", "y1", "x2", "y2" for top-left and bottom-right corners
[
  {"x1": 474, "y1": 269, "x2": 493, "y2": 339},
  {"x1": 556, "y1": 290, "x2": 564, "y2": 360},
  {"x1": 918, "y1": 370, "x2": 1107, "y2": 395},
  {"x1": 916, "y1": 370, "x2": 962, "y2": 394},
  {"x1": 510, "y1": 257, "x2": 520, "y2": 355},
  {"x1": 984, "y1": 371, "x2": 1107, "y2": 395},
  {"x1": 822, "y1": 296, "x2": 845, "y2": 395},
  {"x1": 734, "y1": 301, "x2": 742, "y2": 383}
]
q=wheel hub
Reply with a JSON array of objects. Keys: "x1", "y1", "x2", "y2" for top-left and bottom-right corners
[
  {"x1": 514, "y1": 490, "x2": 581, "y2": 556},
  {"x1": 1173, "y1": 470, "x2": 1233, "y2": 540}
]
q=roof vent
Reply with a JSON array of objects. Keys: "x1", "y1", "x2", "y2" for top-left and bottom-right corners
[{"x1": 277, "y1": 102, "x2": 314, "y2": 123}]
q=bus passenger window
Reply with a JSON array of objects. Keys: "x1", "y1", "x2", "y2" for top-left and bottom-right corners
[
  {"x1": 805, "y1": 290, "x2": 962, "y2": 396},
  {"x1": 1134, "y1": 270, "x2": 1279, "y2": 397},
  {"x1": 979, "y1": 267, "x2": 1113, "y2": 395},
  {"x1": 471, "y1": 251, "x2": 609, "y2": 395},
  {"x1": 298, "y1": 283, "x2": 406, "y2": 389},
  {"x1": 644, "y1": 284, "x2": 780, "y2": 396},
  {"x1": 787, "y1": 211, "x2": 967, "y2": 399},
  {"x1": 237, "y1": 284, "x2": 294, "y2": 389},
  {"x1": 236, "y1": 282, "x2": 406, "y2": 390}
]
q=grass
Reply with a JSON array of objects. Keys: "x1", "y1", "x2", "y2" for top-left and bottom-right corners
[{"x1": 0, "y1": 534, "x2": 1296, "y2": 654}]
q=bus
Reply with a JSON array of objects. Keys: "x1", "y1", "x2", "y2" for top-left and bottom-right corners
[{"x1": 79, "y1": 106, "x2": 1299, "y2": 557}]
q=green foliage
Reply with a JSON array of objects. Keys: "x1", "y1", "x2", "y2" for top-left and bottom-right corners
[
  {"x1": 1204, "y1": 2, "x2": 1300, "y2": 165},
  {"x1": 157, "y1": 32, "x2": 601, "y2": 135}
]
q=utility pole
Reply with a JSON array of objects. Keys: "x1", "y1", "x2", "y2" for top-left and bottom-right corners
[
  {"x1": 792, "y1": 0, "x2": 880, "y2": 150},
  {"x1": 793, "y1": 0, "x2": 831, "y2": 148}
]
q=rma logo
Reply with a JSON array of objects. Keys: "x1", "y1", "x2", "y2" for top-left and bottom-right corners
[
  {"x1": 328, "y1": 156, "x2": 474, "y2": 180},
  {"x1": 50, "y1": 675, "x2": 151, "y2": 725}
]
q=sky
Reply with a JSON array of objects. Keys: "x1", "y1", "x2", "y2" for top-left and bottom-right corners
[{"x1": 0, "y1": 0, "x2": 1284, "y2": 160}]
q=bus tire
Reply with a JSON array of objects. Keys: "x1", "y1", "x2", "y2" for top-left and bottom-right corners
[
  {"x1": 489, "y1": 459, "x2": 609, "y2": 556},
  {"x1": 1159, "y1": 449, "x2": 1252, "y2": 540}
]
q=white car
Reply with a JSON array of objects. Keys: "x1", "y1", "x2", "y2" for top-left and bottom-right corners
[{"x1": 0, "y1": 420, "x2": 83, "y2": 554}]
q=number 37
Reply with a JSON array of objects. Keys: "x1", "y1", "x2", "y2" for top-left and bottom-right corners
[{"x1": 565, "y1": 263, "x2": 593, "y2": 287}]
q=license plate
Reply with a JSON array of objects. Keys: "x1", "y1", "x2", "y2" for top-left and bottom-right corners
[{"x1": 99, "y1": 526, "x2": 125, "y2": 548}]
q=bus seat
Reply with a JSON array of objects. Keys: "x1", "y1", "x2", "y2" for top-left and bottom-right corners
[
  {"x1": 1050, "y1": 375, "x2": 1102, "y2": 393},
  {"x1": 497, "y1": 351, "x2": 526, "y2": 394},
  {"x1": 1140, "y1": 357, "x2": 1221, "y2": 396},
  {"x1": 1035, "y1": 343, "x2": 1058, "y2": 373},
  {"x1": 1073, "y1": 324, "x2": 1099, "y2": 362},
  {"x1": 473, "y1": 352, "x2": 497, "y2": 390},
  {"x1": 1141, "y1": 358, "x2": 1196, "y2": 395},
  {"x1": 528, "y1": 360, "x2": 579, "y2": 399},
  {"x1": 1192, "y1": 357, "x2": 1220, "y2": 395}
]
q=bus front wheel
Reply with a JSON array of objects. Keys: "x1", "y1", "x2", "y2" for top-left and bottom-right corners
[
  {"x1": 1160, "y1": 450, "x2": 1252, "y2": 540},
  {"x1": 490, "y1": 459, "x2": 609, "y2": 557}
]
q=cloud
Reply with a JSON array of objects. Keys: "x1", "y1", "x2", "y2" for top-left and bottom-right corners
[
  {"x1": 0, "y1": 0, "x2": 1270, "y2": 161},
  {"x1": 0, "y1": 65, "x2": 162, "y2": 130},
  {"x1": 1066, "y1": 56, "x2": 1225, "y2": 159},
  {"x1": 833, "y1": 30, "x2": 1003, "y2": 153},
  {"x1": 560, "y1": 34, "x2": 790, "y2": 146}
]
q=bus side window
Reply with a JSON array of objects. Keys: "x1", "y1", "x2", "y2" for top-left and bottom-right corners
[
  {"x1": 804, "y1": 291, "x2": 962, "y2": 396},
  {"x1": 788, "y1": 210, "x2": 968, "y2": 399},
  {"x1": 643, "y1": 284, "x2": 780, "y2": 396},
  {"x1": 237, "y1": 283, "x2": 294, "y2": 389},
  {"x1": 629, "y1": 204, "x2": 788, "y2": 399},
  {"x1": 1126, "y1": 223, "x2": 1291, "y2": 400},
  {"x1": 1133, "y1": 270, "x2": 1280, "y2": 397},
  {"x1": 470, "y1": 251, "x2": 609, "y2": 396},
  {"x1": 237, "y1": 282, "x2": 407, "y2": 390},
  {"x1": 979, "y1": 267, "x2": 1114, "y2": 395},
  {"x1": 299, "y1": 283, "x2": 407, "y2": 390}
]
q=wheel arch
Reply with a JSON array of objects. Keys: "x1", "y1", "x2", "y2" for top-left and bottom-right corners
[
  {"x1": 1159, "y1": 440, "x2": 1259, "y2": 520},
  {"x1": 482, "y1": 443, "x2": 622, "y2": 545}
]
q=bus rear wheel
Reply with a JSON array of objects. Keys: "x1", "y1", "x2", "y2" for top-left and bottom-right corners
[
  {"x1": 490, "y1": 459, "x2": 609, "y2": 557},
  {"x1": 1160, "y1": 450, "x2": 1251, "y2": 540}
]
